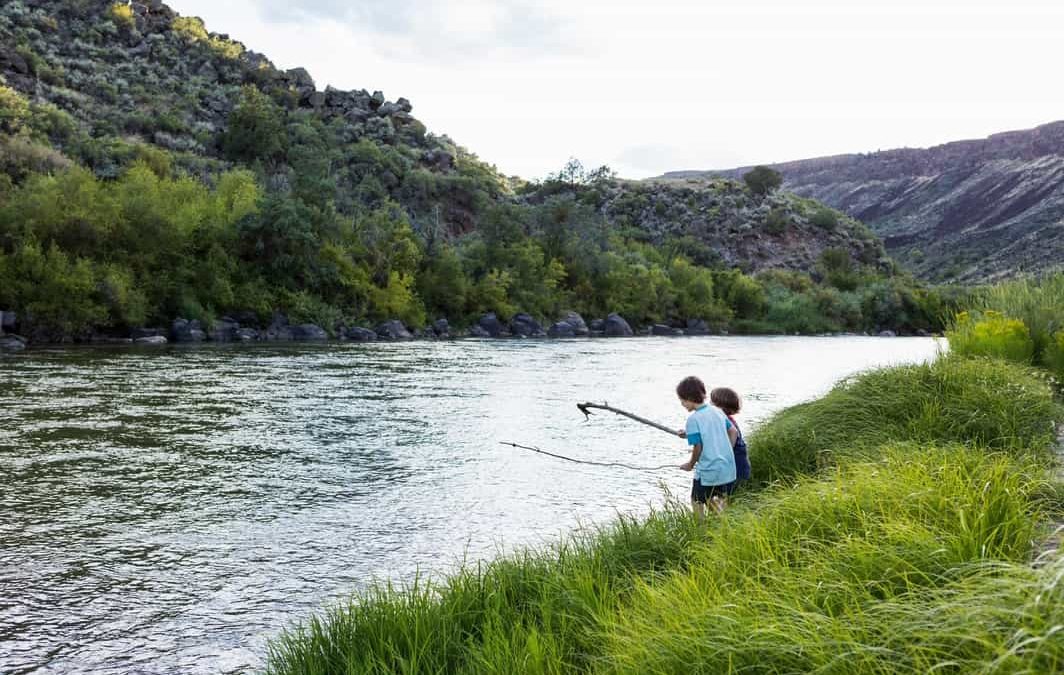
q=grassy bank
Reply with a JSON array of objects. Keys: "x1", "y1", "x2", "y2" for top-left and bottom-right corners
[{"x1": 267, "y1": 354, "x2": 1063, "y2": 674}]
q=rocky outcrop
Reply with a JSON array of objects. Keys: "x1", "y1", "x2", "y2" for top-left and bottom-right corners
[
  {"x1": 171, "y1": 318, "x2": 206, "y2": 342},
  {"x1": 290, "y1": 324, "x2": 328, "y2": 340},
  {"x1": 0, "y1": 334, "x2": 26, "y2": 351},
  {"x1": 604, "y1": 313, "x2": 634, "y2": 337},
  {"x1": 432, "y1": 319, "x2": 450, "y2": 338},
  {"x1": 345, "y1": 326, "x2": 378, "y2": 341},
  {"x1": 476, "y1": 313, "x2": 506, "y2": 338},
  {"x1": 547, "y1": 322, "x2": 576, "y2": 338},
  {"x1": 558, "y1": 311, "x2": 589, "y2": 336},
  {"x1": 135, "y1": 335, "x2": 168, "y2": 345},
  {"x1": 375, "y1": 320, "x2": 412, "y2": 340},
  {"x1": 664, "y1": 120, "x2": 1064, "y2": 282},
  {"x1": 685, "y1": 319, "x2": 710, "y2": 335},
  {"x1": 509, "y1": 313, "x2": 545, "y2": 337},
  {"x1": 261, "y1": 314, "x2": 325, "y2": 340},
  {"x1": 208, "y1": 318, "x2": 239, "y2": 342},
  {"x1": 652, "y1": 324, "x2": 682, "y2": 336}
]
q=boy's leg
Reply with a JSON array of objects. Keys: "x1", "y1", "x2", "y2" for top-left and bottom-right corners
[
  {"x1": 690, "y1": 479, "x2": 707, "y2": 522},
  {"x1": 709, "y1": 495, "x2": 726, "y2": 514}
]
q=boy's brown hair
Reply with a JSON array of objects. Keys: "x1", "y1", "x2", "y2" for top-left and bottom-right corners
[
  {"x1": 710, "y1": 387, "x2": 741, "y2": 415},
  {"x1": 676, "y1": 376, "x2": 707, "y2": 403}
]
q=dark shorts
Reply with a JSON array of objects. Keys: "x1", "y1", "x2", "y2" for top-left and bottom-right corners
[{"x1": 691, "y1": 478, "x2": 735, "y2": 503}]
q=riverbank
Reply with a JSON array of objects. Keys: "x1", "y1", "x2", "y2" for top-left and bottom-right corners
[
  {"x1": 0, "y1": 308, "x2": 929, "y2": 352},
  {"x1": 265, "y1": 354, "x2": 1064, "y2": 674}
]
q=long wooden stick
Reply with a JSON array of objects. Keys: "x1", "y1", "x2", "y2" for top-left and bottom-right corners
[
  {"x1": 500, "y1": 441, "x2": 676, "y2": 471},
  {"x1": 577, "y1": 402, "x2": 683, "y2": 437}
]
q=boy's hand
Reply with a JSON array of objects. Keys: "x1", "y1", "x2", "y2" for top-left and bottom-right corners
[
  {"x1": 677, "y1": 429, "x2": 686, "y2": 439},
  {"x1": 679, "y1": 461, "x2": 694, "y2": 471}
]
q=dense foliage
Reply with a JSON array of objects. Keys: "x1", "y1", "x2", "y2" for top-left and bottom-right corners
[
  {"x1": 947, "y1": 273, "x2": 1064, "y2": 379},
  {"x1": 0, "y1": 157, "x2": 958, "y2": 340}
]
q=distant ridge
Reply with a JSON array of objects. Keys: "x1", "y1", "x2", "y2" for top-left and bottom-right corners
[{"x1": 659, "y1": 121, "x2": 1064, "y2": 282}]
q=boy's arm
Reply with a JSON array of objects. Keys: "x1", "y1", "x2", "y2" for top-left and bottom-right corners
[{"x1": 680, "y1": 443, "x2": 702, "y2": 471}]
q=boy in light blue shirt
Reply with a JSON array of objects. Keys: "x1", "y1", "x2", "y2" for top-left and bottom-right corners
[{"x1": 676, "y1": 376, "x2": 737, "y2": 519}]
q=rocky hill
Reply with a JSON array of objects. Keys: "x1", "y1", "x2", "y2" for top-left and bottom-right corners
[
  {"x1": 0, "y1": 0, "x2": 883, "y2": 272},
  {"x1": 585, "y1": 178, "x2": 886, "y2": 274},
  {"x1": 662, "y1": 121, "x2": 1064, "y2": 282},
  {"x1": 0, "y1": 0, "x2": 939, "y2": 347}
]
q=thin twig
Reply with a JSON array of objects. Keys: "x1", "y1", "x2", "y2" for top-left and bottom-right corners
[
  {"x1": 576, "y1": 401, "x2": 683, "y2": 437},
  {"x1": 500, "y1": 441, "x2": 677, "y2": 472}
]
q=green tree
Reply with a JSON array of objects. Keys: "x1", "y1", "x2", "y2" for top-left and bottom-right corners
[
  {"x1": 221, "y1": 86, "x2": 288, "y2": 165},
  {"x1": 743, "y1": 165, "x2": 783, "y2": 196}
]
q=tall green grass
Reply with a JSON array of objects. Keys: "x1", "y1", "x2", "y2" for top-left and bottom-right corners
[
  {"x1": 949, "y1": 273, "x2": 1064, "y2": 379},
  {"x1": 266, "y1": 355, "x2": 1064, "y2": 675},
  {"x1": 267, "y1": 504, "x2": 705, "y2": 675},
  {"x1": 601, "y1": 447, "x2": 1060, "y2": 674},
  {"x1": 747, "y1": 356, "x2": 1060, "y2": 486}
]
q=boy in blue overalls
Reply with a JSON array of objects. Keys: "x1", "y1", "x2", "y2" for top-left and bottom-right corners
[{"x1": 676, "y1": 376, "x2": 737, "y2": 519}]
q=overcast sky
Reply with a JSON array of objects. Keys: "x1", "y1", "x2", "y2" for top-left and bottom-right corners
[{"x1": 167, "y1": 0, "x2": 1064, "y2": 180}]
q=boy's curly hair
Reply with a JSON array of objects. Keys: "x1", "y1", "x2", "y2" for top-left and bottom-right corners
[
  {"x1": 710, "y1": 387, "x2": 741, "y2": 415},
  {"x1": 676, "y1": 376, "x2": 707, "y2": 403}
]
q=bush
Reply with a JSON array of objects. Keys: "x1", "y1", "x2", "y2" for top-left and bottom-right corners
[
  {"x1": 764, "y1": 207, "x2": 789, "y2": 234},
  {"x1": 742, "y1": 165, "x2": 783, "y2": 195},
  {"x1": 810, "y1": 206, "x2": 839, "y2": 229},
  {"x1": 222, "y1": 86, "x2": 287, "y2": 164},
  {"x1": 0, "y1": 85, "x2": 30, "y2": 134},
  {"x1": 0, "y1": 241, "x2": 107, "y2": 340},
  {"x1": 107, "y1": 2, "x2": 135, "y2": 29},
  {"x1": 965, "y1": 273, "x2": 1064, "y2": 369},
  {"x1": 947, "y1": 310, "x2": 1035, "y2": 363}
]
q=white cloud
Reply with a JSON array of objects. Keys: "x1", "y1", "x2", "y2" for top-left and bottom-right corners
[{"x1": 166, "y1": 0, "x2": 1064, "y2": 179}]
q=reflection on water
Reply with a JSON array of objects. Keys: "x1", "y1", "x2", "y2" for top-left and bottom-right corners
[{"x1": 0, "y1": 337, "x2": 943, "y2": 673}]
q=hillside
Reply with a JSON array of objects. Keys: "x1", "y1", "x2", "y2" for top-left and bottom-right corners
[
  {"x1": 661, "y1": 121, "x2": 1064, "y2": 283},
  {"x1": 0, "y1": 0, "x2": 942, "y2": 344}
]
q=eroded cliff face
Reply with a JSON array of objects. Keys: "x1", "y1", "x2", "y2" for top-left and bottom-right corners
[{"x1": 663, "y1": 121, "x2": 1064, "y2": 282}]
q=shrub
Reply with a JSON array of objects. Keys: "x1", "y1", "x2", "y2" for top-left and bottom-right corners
[
  {"x1": 967, "y1": 273, "x2": 1064, "y2": 368},
  {"x1": 0, "y1": 241, "x2": 107, "y2": 340},
  {"x1": 742, "y1": 165, "x2": 783, "y2": 195},
  {"x1": 221, "y1": 86, "x2": 287, "y2": 164},
  {"x1": 762, "y1": 286, "x2": 838, "y2": 334},
  {"x1": 810, "y1": 206, "x2": 839, "y2": 229},
  {"x1": 107, "y1": 2, "x2": 135, "y2": 29},
  {"x1": 0, "y1": 136, "x2": 72, "y2": 181},
  {"x1": 947, "y1": 310, "x2": 1035, "y2": 363},
  {"x1": 764, "y1": 207, "x2": 789, "y2": 234},
  {"x1": 0, "y1": 84, "x2": 30, "y2": 134}
]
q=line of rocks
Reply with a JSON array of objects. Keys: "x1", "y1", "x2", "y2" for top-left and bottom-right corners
[{"x1": 0, "y1": 307, "x2": 921, "y2": 351}]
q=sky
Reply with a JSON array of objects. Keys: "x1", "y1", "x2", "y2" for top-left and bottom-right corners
[{"x1": 166, "y1": 0, "x2": 1064, "y2": 180}]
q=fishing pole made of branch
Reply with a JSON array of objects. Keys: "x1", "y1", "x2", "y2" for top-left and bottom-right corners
[{"x1": 503, "y1": 402, "x2": 685, "y2": 472}]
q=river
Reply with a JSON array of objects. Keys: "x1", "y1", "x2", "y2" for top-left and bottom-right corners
[{"x1": 0, "y1": 336, "x2": 943, "y2": 673}]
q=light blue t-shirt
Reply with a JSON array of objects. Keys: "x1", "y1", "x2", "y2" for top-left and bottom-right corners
[{"x1": 685, "y1": 404, "x2": 736, "y2": 486}]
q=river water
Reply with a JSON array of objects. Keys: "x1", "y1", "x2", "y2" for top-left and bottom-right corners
[{"x1": 0, "y1": 336, "x2": 943, "y2": 673}]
